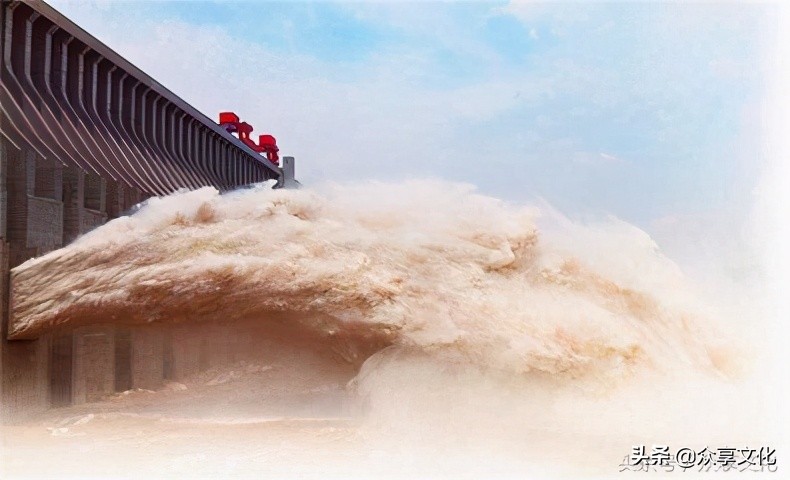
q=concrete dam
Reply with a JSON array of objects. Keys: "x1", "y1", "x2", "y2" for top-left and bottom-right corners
[
  {"x1": 0, "y1": 0, "x2": 297, "y2": 421},
  {"x1": 0, "y1": 2, "x2": 775, "y2": 478}
]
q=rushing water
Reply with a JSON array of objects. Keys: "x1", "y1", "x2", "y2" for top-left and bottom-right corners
[{"x1": 2, "y1": 180, "x2": 771, "y2": 479}]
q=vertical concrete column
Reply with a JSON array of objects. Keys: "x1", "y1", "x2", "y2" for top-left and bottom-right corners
[
  {"x1": 0, "y1": 137, "x2": 7, "y2": 239},
  {"x1": 33, "y1": 155, "x2": 63, "y2": 200},
  {"x1": 24, "y1": 150, "x2": 35, "y2": 198},
  {"x1": 84, "y1": 173, "x2": 105, "y2": 212},
  {"x1": 62, "y1": 165, "x2": 84, "y2": 244},
  {"x1": 105, "y1": 179, "x2": 123, "y2": 219},
  {"x1": 71, "y1": 326, "x2": 115, "y2": 405},
  {"x1": 169, "y1": 324, "x2": 202, "y2": 381},
  {"x1": 113, "y1": 328, "x2": 132, "y2": 392},
  {"x1": 131, "y1": 328, "x2": 164, "y2": 390},
  {"x1": 6, "y1": 147, "x2": 32, "y2": 265},
  {"x1": 0, "y1": 137, "x2": 7, "y2": 417},
  {"x1": 49, "y1": 332, "x2": 74, "y2": 407},
  {"x1": 0, "y1": 336, "x2": 48, "y2": 420},
  {"x1": 1, "y1": 144, "x2": 49, "y2": 421},
  {"x1": 26, "y1": 153, "x2": 64, "y2": 254}
]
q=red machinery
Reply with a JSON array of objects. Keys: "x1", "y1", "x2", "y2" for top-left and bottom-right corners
[{"x1": 218, "y1": 112, "x2": 279, "y2": 165}]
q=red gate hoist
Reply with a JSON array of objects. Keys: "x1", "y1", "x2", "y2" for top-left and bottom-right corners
[{"x1": 218, "y1": 112, "x2": 279, "y2": 166}]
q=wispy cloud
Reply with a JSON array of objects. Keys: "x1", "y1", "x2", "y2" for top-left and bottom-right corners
[{"x1": 48, "y1": 0, "x2": 770, "y2": 229}]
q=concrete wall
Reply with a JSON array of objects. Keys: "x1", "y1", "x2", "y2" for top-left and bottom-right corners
[
  {"x1": 0, "y1": 135, "x2": 151, "y2": 421},
  {"x1": 0, "y1": 135, "x2": 260, "y2": 421},
  {"x1": 27, "y1": 196, "x2": 64, "y2": 252},
  {"x1": 130, "y1": 328, "x2": 165, "y2": 391},
  {"x1": 71, "y1": 326, "x2": 116, "y2": 405},
  {"x1": 169, "y1": 325, "x2": 203, "y2": 381},
  {"x1": 0, "y1": 0, "x2": 284, "y2": 421}
]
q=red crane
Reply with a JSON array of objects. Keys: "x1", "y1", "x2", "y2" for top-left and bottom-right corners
[{"x1": 218, "y1": 112, "x2": 280, "y2": 166}]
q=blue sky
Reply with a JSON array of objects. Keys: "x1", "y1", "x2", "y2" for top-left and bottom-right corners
[{"x1": 50, "y1": 1, "x2": 773, "y2": 263}]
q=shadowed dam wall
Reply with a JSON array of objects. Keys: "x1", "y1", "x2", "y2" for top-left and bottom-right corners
[
  {"x1": 0, "y1": 135, "x2": 151, "y2": 420},
  {"x1": 0, "y1": 0, "x2": 289, "y2": 422},
  {"x1": 0, "y1": 137, "x2": 257, "y2": 421}
]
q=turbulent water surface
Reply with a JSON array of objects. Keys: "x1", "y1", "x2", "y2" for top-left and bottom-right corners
[{"x1": 1, "y1": 180, "x2": 768, "y2": 479}]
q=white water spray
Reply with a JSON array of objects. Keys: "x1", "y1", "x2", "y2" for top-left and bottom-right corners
[{"x1": 4, "y1": 179, "x2": 764, "y2": 479}]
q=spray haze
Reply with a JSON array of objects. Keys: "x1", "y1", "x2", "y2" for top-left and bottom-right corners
[
  {"x1": 11, "y1": 180, "x2": 729, "y2": 378},
  {"x1": 2, "y1": 180, "x2": 763, "y2": 478}
]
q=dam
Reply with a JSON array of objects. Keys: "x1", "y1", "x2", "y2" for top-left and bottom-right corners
[
  {"x1": 0, "y1": 0, "x2": 296, "y2": 421},
  {"x1": 0, "y1": 2, "x2": 775, "y2": 478}
]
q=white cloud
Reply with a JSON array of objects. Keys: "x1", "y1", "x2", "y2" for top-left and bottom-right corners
[
  {"x1": 46, "y1": 0, "x2": 770, "y2": 229},
  {"x1": 48, "y1": 4, "x2": 544, "y2": 186},
  {"x1": 598, "y1": 152, "x2": 620, "y2": 163}
]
